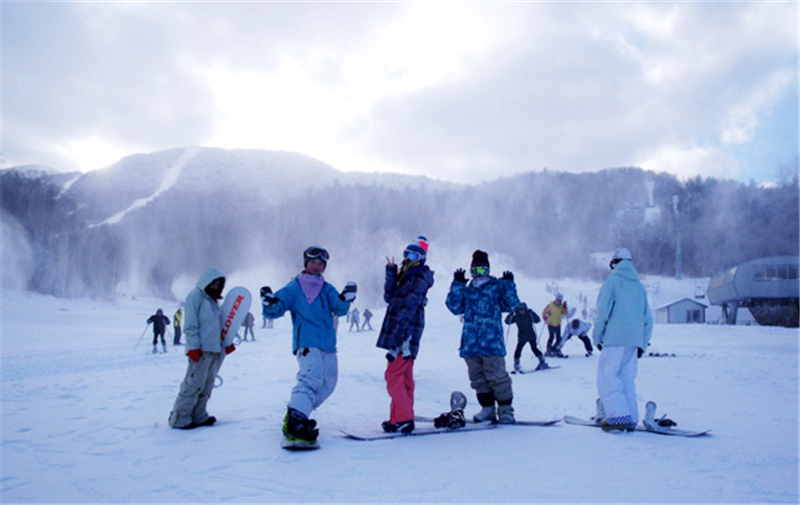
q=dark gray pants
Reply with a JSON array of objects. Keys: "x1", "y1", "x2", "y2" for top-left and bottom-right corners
[{"x1": 464, "y1": 355, "x2": 513, "y2": 404}]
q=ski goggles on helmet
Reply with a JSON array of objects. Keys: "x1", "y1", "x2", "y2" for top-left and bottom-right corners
[
  {"x1": 304, "y1": 246, "x2": 330, "y2": 262},
  {"x1": 471, "y1": 266, "x2": 489, "y2": 277},
  {"x1": 403, "y1": 250, "x2": 423, "y2": 262}
]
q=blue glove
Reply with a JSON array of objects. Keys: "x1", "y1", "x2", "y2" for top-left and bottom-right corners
[{"x1": 340, "y1": 282, "x2": 357, "y2": 302}]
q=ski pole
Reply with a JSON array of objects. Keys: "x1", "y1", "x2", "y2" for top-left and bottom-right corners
[{"x1": 134, "y1": 323, "x2": 151, "y2": 352}]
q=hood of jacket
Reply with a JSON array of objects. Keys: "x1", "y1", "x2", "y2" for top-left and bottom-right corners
[
  {"x1": 196, "y1": 266, "x2": 226, "y2": 292},
  {"x1": 611, "y1": 260, "x2": 640, "y2": 281}
]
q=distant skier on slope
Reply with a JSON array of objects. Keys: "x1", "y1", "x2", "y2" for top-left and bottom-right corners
[
  {"x1": 543, "y1": 293, "x2": 568, "y2": 357},
  {"x1": 147, "y1": 309, "x2": 170, "y2": 354},
  {"x1": 557, "y1": 319, "x2": 594, "y2": 357},
  {"x1": 505, "y1": 302, "x2": 549, "y2": 372}
]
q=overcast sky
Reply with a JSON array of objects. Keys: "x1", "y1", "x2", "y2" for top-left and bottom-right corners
[{"x1": 2, "y1": 1, "x2": 798, "y2": 184}]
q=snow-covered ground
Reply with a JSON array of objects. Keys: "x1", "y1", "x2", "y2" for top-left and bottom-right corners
[{"x1": 1, "y1": 275, "x2": 798, "y2": 503}]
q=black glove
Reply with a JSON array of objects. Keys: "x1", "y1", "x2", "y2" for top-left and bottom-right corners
[
  {"x1": 339, "y1": 282, "x2": 357, "y2": 302},
  {"x1": 261, "y1": 295, "x2": 278, "y2": 308},
  {"x1": 502, "y1": 271, "x2": 514, "y2": 281},
  {"x1": 638, "y1": 347, "x2": 644, "y2": 358},
  {"x1": 454, "y1": 268, "x2": 467, "y2": 283},
  {"x1": 597, "y1": 344, "x2": 603, "y2": 351},
  {"x1": 260, "y1": 286, "x2": 273, "y2": 302}
]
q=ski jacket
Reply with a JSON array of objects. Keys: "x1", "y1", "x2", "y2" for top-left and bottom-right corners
[
  {"x1": 148, "y1": 312, "x2": 170, "y2": 334},
  {"x1": 184, "y1": 266, "x2": 225, "y2": 353},
  {"x1": 563, "y1": 320, "x2": 592, "y2": 338},
  {"x1": 593, "y1": 260, "x2": 653, "y2": 352},
  {"x1": 505, "y1": 308, "x2": 541, "y2": 341},
  {"x1": 263, "y1": 275, "x2": 351, "y2": 353},
  {"x1": 376, "y1": 263, "x2": 435, "y2": 359},
  {"x1": 543, "y1": 301, "x2": 568, "y2": 327},
  {"x1": 173, "y1": 309, "x2": 183, "y2": 328},
  {"x1": 446, "y1": 276, "x2": 520, "y2": 358}
]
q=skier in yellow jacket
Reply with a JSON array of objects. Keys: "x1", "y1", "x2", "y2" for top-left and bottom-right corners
[{"x1": 543, "y1": 293, "x2": 568, "y2": 357}]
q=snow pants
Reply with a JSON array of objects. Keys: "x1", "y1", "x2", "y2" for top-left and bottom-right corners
[
  {"x1": 385, "y1": 356, "x2": 415, "y2": 423},
  {"x1": 153, "y1": 331, "x2": 166, "y2": 346},
  {"x1": 597, "y1": 346, "x2": 639, "y2": 426},
  {"x1": 546, "y1": 324, "x2": 562, "y2": 352},
  {"x1": 288, "y1": 347, "x2": 338, "y2": 417},
  {"x1": 559, "y1": 333, "x2": 593, "y2": 353},
  {"x1": 514, "y1": 334, "x2": 543, "y2": 361},
  {"x1": 169, "y1": 351, "x2": 224, "y2": 428},
  {"x1": 173, "y1": 326, "x2": 182, "y2": 345},
  {"x1": 464, "y1": 355, "x2": 513, "y2": 405}
]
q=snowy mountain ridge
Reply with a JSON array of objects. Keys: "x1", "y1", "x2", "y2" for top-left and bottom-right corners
[{"x1": 59, "y1": 146, "x2": 458, "y2": 227}]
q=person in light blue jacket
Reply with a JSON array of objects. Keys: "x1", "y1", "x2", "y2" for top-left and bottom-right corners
[
  {"x1": 169, "y1": 266, "x2": 233, "y2": 429},
  {"x1": 262, "y1": 246, "x2": 356, "y2": 449},
  {"x1": 593, "y1": 248, "x2": 653, "y2": 431}
]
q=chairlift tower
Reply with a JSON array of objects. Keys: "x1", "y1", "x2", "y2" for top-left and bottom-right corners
[{"x1": 672, "y1": 195, "x2": 682, "y2": 280}]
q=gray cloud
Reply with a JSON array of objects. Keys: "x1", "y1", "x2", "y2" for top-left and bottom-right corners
[{"x1": 2, "y1": 2, "x2": 796, "y2": 184}]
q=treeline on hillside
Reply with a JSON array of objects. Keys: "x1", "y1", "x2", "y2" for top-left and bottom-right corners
[{"x1": 2, "y1": 166, "x2": 798, "y2": 299}]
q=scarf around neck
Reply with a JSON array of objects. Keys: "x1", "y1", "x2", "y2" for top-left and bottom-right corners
[{"x1": 298, "y1": 272, "x2": 325, "y2": 304}]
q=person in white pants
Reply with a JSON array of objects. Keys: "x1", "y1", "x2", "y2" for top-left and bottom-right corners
[{"x1": 593, "y1": 248, "x2": 653, "y2": 431}]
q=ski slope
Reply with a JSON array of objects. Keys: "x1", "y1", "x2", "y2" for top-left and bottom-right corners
[{"x1": 1, "y1": 276, "x2": 797, "y2": 503}]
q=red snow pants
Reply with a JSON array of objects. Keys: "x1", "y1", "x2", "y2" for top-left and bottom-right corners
[{"x1": 385, "y1": 357, "x2": 415, "y2": 423}]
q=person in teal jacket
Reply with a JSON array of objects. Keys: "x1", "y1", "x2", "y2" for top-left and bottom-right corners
[
  {"x1": 593, "y1": 247, "x2": 653, "y2": 431},
  {"x1": 262, "y1": 246, "x2": 356, "y2": 449},
  {"x1": 446, "y1": 250, "x2": 520, "y2": 424},
  {"x1": 169, "y1": 266, "x2": 234, "y2": 429}
]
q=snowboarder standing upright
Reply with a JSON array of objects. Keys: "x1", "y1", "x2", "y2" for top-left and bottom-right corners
[
  {"x1": 147, "y1": 309, "x2": 170, "y2": 354},
  {"x1": 376, "y1": 236, "x2": 434, "y2": 434},
  {"x1": 445, "y1": 250, "x2": 520, "y2": 424},
  {"x1": 168, "y1": 266, "x2": 235, "y2": 430},
  {"x1": 505, "y1": 302, "x2": 549, "y2": 372},
  {"x1": 593, "y1": 247, "x2": 653, "y2": 431},
  {"x1": 262, "y1": 246, "x2": 356, "y2": 449}
]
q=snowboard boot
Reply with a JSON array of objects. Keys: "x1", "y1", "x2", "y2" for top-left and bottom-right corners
[
  {"x1": 513, "y1": 359, "x2": 521, "y2": 373},
  {"x1": 382, "y1": 419, "x2": 415, "y2": 433},
  {"x1": 473, "y1": 405, "x2": 497, "y2": 423},
  {"x1": 396, "y1": 420, "x2": 415, "y2": 434},
  {"x1": 601, "y1": 416, "x2": 636, "y2": 432},
  {"x1": 283, "y1": 407, "x2": 319, "y2": 444},
  {"x1": 535, "y1": 359, "x2": 550, "y2": 371},
  {"x1": 498, "y1": 404, "x2": 515, "y2": 424},
  {"x1": 591, "y1": 398, "x2": 606, "y2": 425}
]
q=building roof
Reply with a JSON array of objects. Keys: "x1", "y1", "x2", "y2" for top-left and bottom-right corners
[{"x1": 655, "y1": 297, "x2": 709, "y2": 311}]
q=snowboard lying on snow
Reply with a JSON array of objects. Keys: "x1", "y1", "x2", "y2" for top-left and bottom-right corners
[{"x1": 340, "y1": 422, "x2": 498, "y2": 441}]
